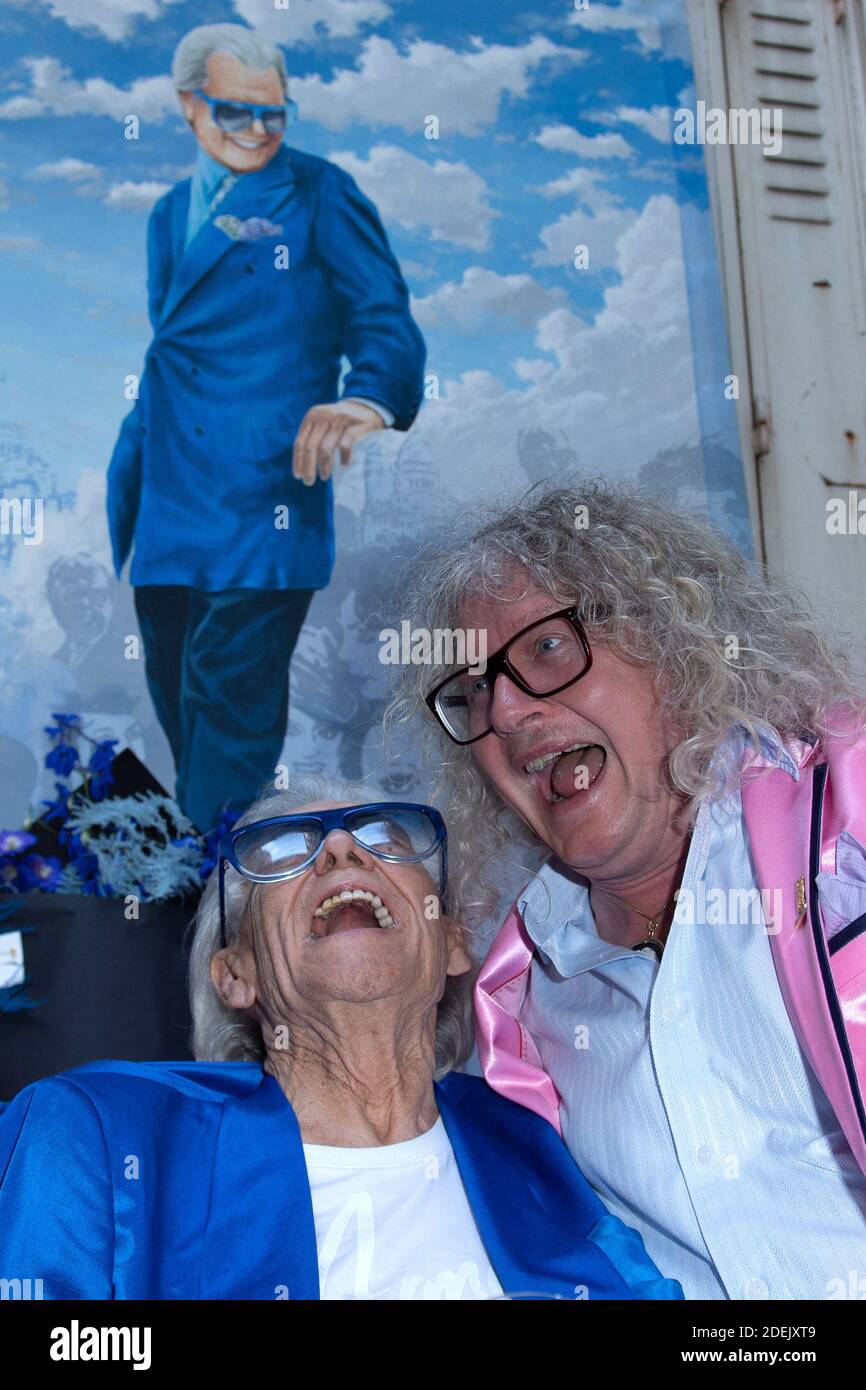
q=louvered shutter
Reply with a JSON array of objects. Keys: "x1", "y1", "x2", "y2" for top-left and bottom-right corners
[{"x1": 697, "y1": 0, "x2": 866, "y2": 615}]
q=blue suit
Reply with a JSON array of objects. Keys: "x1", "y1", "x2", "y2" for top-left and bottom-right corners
[
  {"x1": 107, "y1": 143, "x2": 426, "y2": 589},
  {"x1": 0, "y1": 1062, "x2": 683, "y2": 1300},
  {"x1": 105, "y1": 144, "x2": 426, "y2": 829}
]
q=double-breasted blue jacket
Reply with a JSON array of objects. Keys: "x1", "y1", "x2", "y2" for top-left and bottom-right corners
[
  {"x1": 0, "y1": 1062, "x2": 682, "y2": 1301},
  {"x1": 106, "y1": 144, "x2": 426, "y2": 592}
]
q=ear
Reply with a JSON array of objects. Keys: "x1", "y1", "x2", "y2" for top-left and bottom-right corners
[
  {"x1": 444, "y1": 917, "x2": 473, "y2": 979},
  {"x1": 210, "y1": 948, "x2": 257, "y2": 1012},
  {"x1": 179, "y1": 90, "x2": 196, "y2": 125}
]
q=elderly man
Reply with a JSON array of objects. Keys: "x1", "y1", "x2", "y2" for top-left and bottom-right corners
[
  {"x1": 394, "y1": 478, "x2": 866, "y2": 1301},
  {"x1": 0, "y1": 776, "x2": 680, "y2": 1301},
  {"x1": 108, "y1": 23, "x2": 425, "y2": 832}
]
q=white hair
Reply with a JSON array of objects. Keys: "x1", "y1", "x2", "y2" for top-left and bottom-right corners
[
  {"x1": 187, "y1": 773, "x2": 474, "y2": 1080},
  {"x1": 172, "y1": 23, "x2": 289, "y2": 95}
]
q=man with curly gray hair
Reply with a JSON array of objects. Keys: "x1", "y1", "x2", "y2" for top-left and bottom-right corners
[{"x1": 393, "y1": 478, "x2": 866, "y2": 1301}]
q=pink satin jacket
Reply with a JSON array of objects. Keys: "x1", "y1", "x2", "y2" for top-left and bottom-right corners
[{"x1": 474, "y1": 725, "x2": 866, "y2": 1176}]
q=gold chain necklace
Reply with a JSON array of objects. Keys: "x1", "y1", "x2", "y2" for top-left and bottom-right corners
[{"x1": 603, "y1": 891, "x2": 677, "y2": 962}]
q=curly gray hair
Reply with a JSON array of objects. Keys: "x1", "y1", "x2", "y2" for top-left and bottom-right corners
[
  {"x1": 172, "y1": 23, "x2": 289, "y2": 95},
  {"x1": 188, "y1": 774, "x2": 474, "y2": 1079},
  {"x1": 386, "y1": 477, "x2": 864, "y2": 923}
]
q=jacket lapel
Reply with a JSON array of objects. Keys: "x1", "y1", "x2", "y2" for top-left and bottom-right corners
[
  {"x1": 743, "y1": 752, "x2": 866, "y2": 1169},
  {"x1": 201, "y1": 1070, "x2": 320, "y2": 1300},
  {"x1": 169, "y1": 178, "x2": 191, "y2": 269},
  {"x1": 741, "y1": 760, "x2": 815, "y2": 1048},
  {"x1": 160, "y1": 145, "x2": 295, "y2": 328},
  {"x1": 436, "y1": 1074, "x2": 637, "y2": 1299},
  {"x1": 473, "y1": 906, "x2": 562, "y2": 1132}
]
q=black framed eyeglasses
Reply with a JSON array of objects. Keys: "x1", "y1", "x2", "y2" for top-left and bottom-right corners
[
  {"x1": 217, "y1": 802, "x2": 448, "y2": 947},
  {"x1": 192, "y1": 89, "x2": 298, "y2": 134},
  {"x1": 425, "y1": 606, "x2": 593, "y2": 746}
]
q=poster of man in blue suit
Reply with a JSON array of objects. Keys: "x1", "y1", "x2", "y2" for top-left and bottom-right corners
[{"x1": 107, "y1": 22, "x2": 426, "y2": 833}]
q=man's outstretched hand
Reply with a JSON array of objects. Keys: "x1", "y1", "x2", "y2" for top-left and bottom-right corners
[{"x1": 292, "y1": 399, "x2": 385, "y2": 486}]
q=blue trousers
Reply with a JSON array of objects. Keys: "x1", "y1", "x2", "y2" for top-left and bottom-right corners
[{"x1": 134, "y1": 585, "x2": 315, "y2": 833}]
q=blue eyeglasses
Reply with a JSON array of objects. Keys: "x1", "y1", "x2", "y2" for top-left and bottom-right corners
[
  {"x1": 192, "y1": 89, "x2": 298, "y2": 135},
  {"x1": 217, "y1": 802, "x2": 448, "y2": 947}
]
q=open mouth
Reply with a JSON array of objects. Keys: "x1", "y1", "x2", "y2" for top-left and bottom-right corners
[
  {"x1": 523, "y1": 742, "x2": 607, "y2": 804},
  {"x1": 311, "y1": 887, "x2": 396, "y2": 939}
]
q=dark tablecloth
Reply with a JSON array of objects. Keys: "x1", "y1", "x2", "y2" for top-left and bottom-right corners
[{"x1": 0, "y1": 893, "x2": 196, "y2": 1099}]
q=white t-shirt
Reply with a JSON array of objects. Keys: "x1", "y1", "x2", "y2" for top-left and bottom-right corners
[{"x1": 302, "y1": 1117, "x2": 504, "y2": 1301}]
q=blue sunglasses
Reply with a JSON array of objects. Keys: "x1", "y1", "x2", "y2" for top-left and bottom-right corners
[
  {"x1": 192, "y1": 89, "x2": 298, "y2": 135},
  {"x1": 218, "y1": 802, "x2": 448, "y2": 947}
]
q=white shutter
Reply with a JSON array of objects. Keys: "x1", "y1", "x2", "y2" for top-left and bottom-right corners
[{"x1": 688, "y1": 0, "x2": 866, "y2": 639}]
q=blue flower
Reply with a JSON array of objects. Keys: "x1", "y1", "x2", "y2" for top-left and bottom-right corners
[
  {"x1": 59, "y1": 828, "x2": 111, "y2": 895},
  {"x1": 0, "y1": 860, "x2": 21, "y2": 891},
  {"x1": 41, "y1": 783, "x2": 71, "y2": 825},
  {"x1": 43, "y1": 714, "x2": 82, "y2": 742},
  {"x1": 0, "y1": 830, "x2": 37, "y2": 854},
  {"x1": 88, "y1": 770, "x2": 115, "y2": 802},
  {"x1": 46, "y1": 712, "x2": 81, "y2": 732},
  {"x1": 88, "y1": 739, "x2": 117, "y2": 773},
  {"x1": 46, "y1": 742, "x2": 79, "y2": 777},
  {"x1": 17, "y1": 854, "x2": 63, "y2": 891}
]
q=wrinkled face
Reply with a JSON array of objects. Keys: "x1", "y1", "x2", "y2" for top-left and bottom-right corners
[
  {"x1": 457, "y1": 575, "x2": 684, "y2": 883},
  {"x1": 217, "y1": 801, "x2": 469, "y2": 1028},
  {"x1": 179, "y1": 51, "x2": 285, "y2": 174}
]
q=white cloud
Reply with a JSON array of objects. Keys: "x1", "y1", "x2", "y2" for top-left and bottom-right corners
[
  {"x1": 103, "y1": 179, "x2": 170, "y2": 210},
  {"x1": 567, "y1": 1, "x2": 663, "y2": 49},
  {"x1": 413, "y1": 267, "x2": 566, "y2": 331},
  {"x1": 566, "y1": 1, "x2": 691, "y2": 60},
  {"x1": 600, "y1": 105, "x2": 674, "y2": 143},
  {"x1": 533, "y1": 203, "x2": 637, "y2": 272},
  {"x1": 232, "y1": 0, "x2": 391, "y2": 44},
  {"x1": 0, "y1": 234, "x2": 41, "y2": 253},
  {"x1": 0, "y1": 178, "x2": 10, "y2": 212},
  {"x1": 5, "y1": 469, "x2": 113, "y2": 656},
  {"x1": 31, "y1": 158, "x2": 102, "y2": 182},
  {"x1": 21, "y1": 0, "x2": 386, "y2": 44},
  {"x1": 329, "y1": 144, "x2": 494, "y2": 251},
  {"x1": 293, "y1": 35, "x2": 587, "y2": 135},
  {"x1": 24, "y1": 0, "x2": 186, "y2": 42},
  {"x1": 534, "y1": 123, "x2": 634, "y2": 161},
  {"x1": 0, "y1": 58, "x2": 176, "y2": 123},
  {"x1": 532, "y1": 163, "x2": 636, "y2": 273},
  {"x1": 24, "y1": 159, "x2": 168, "y2": 210},
  {"x1": 411, "y1": 194, "x2": 702, "y2": 495},
  {"x1": 536, "y1": 166, "x2": 617, "y2": 205}
]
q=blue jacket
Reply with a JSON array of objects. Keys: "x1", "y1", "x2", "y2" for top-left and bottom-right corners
[
  {"x1": 0, "y1": 1061, "x2": 682, "y2": 1300},
  {"x1": 106, "y1": 145, "x2": 426, "y2": 591}
]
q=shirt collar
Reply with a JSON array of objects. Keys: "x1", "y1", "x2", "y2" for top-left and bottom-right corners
[
  {"x1": 516, "y1": 724, "x2": 801, "y2": 977},
  {"x1": 194, "y1": 146, "x2": 237, "y2": 200},
  {"x1": 518, "y1": 860, "x2": 633, "y2": 978},
  {"x1": 718, "y1": 723, "x2": 802, "y2": 783}
]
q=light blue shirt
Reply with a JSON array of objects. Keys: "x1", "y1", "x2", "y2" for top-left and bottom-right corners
[
  {"x1": 185, "y1": 147, "x2": 236, "y2": 248},
  {"x1": 519, "y1": 733, "x2": 866, "y2": 1299}
]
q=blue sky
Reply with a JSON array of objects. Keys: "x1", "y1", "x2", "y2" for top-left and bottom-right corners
[{"x1": 0, "y1": 0, "x2": 723, "y2": 486}]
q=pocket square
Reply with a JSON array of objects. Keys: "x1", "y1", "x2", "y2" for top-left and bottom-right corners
[
  {"x1": 815, "y1": 829, "x2": 866, "y2": 940},
  {"x1": 214, "y1": 214, "x2": 284, "y2": 242}
]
